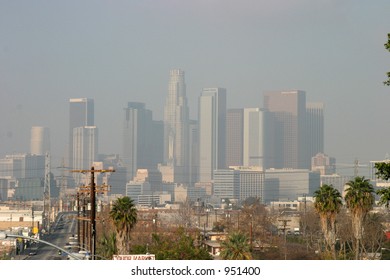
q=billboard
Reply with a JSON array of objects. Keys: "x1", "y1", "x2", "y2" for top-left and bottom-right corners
[{"x1": 113, "y1": 254, "x2": 155, "y2": 260}]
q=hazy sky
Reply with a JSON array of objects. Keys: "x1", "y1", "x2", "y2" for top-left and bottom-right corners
[{"x1": 1, "y1": 0, "x2": 390, "y2": 175}]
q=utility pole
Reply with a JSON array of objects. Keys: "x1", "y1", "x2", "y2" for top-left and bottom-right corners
[
  {"x1": 302, "y1": 193, "x2": 307, "y2": 236},
  {"x1": 43, "y1": 152, "x2": 51, "y2": 233},
  {"x1": 278, "y1": 217, "x2": 291, "y2": 260},
  {"x1": 250, "y1": 214, "x2": 253, "y2": 250},
  {"x1": 76, "y1": 192, "x2": 80, "y2": 247},
  {"x1": 31, "y1": 205, "x2": 34, "y2": 235},
  {"x1": 71, "y1": 166, "x2": 114, "y2": 260}
]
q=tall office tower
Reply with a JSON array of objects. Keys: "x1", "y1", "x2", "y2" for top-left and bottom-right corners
[
  {"x1": 306, "y1": 103, "x2": 324, "y2": 168},
  {"x1": 30, "y1": 126, "x2": 50, "y2": 155},
  {"x1": 69, "y1": 98, "x2": 94, "y2": 170},
  {"x1": 123, "y1": 102, "x2": 163, "y2": 181},
  {"x1": 264, "y1": 90, "x2": 307, "y2": 169},
  {"x1": 188, "y1": 120, "x2": 199, "y2": 187},
  {"x1": 72, "y1": 126, "x2": 98, "y2": 186},
  {"x1": 243, "y1": 108, "x2": 266, "y2": 169},
  {"x1": 226, "y1": 109, "x2": 243, "y2": 167},
  {"x1": 163, "y1": 69, "x2": 190, "y2": 184},
  {"x1": 123, "y1": 102, "x2": 149, "y2": 181},
  {"x1": 199, "y1": 88, "x2": 227, "y2": 182}
]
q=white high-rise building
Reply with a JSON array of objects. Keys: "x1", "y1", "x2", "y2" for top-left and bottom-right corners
[
  {"x1": 214, "y1": 166, "x2": 265, "y2": 204},
  {"x1": 243, "y1": 108, "x2": 265, "y2": 169},
  {"x1": 199, "y1": 87, "x2": 227, "y2": 182},
  {"x1": 163, "y1": 69, "x2": 190, "y2": 184},
  {"x1": 213, "y1": 169, "x2": 240, "y2": 200},
  {"x1": 237, "y1": 166, "x2": 265, "y2": 203},
  {"x1": 72, "y1": 126, "x2": 98, "y2": 186},
  {"x1": 69, "y1": 98, "x2": 94, "y2": 173},
  {"x1": 30, "y1": 126, "x2": 50, "y2": 156}
]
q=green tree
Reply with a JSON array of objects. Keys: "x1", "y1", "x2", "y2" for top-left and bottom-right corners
[
  {"x1": 374, "y1": 161, "x2": 390, "y2": 181},
  {"x1": 377, "y1": 187, "x2": 390, "y2": 209},
  {"x1": 109, "y1": 196, "x2": 138, "y2": 255},
  {"x1": 97, "y1": 232, "x2": 117, "y2": 260},
  {"x1": 374, "y1": 161, "x2": 390, "y2": 208},
  {"x1": 149, "y1": 227, "x2": 212, "y2": 260},
  {"x1": 344, "y1": 176, "x2": 375, "y2": 260},
  {"x1": 220, "y1": 231, "x2": 252, "y2": 260},
  {"x1": 384, "y1": 33, "x2": 390, "y2": 86},
  {"x1": 313, "y1": 184, "x2": 343, "y2": 259}
]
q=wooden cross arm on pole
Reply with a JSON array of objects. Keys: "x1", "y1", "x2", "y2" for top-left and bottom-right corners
[{"x1": 70, "y1": 169, "x2": 115, "y2": 173}]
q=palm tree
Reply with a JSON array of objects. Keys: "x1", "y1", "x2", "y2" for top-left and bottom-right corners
[
  {"x1": 109, "y1": 196, "x2": 138, "y2": 255},
  {"x1": 313, "y1": 184, "x2": 342, "y2": 259},
  {"x1": 344, "y1": 176, "x2": 375, "y2": 260},
  {"x1": 220, "y1": 232, "x2": 252, "y2": 260}
]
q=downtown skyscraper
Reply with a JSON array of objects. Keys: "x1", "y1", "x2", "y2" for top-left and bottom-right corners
[
  {"x1": 123, "y1": 102, "x2": 163, "y2": 181},
  {"x1": 226, "y1": 109, "x2": 244, "y2": 167},
  {"x1": 264, "y1": 90, "x2": 307, "y2": 169},
  {"x1": 68, "y1": 98, "x2": 94, "y2": 170},
  {"x1": 163, "y1": 69, "x2": 190, "y2": 184},
  {"x1": 263, "y1": 90, "x2": 324, "y2": 170},
  {"x1": 68, "y1": 98, "x2": 95, "y2": 187},
  {"x1": 199, "y1": 87, "x2": 227, "y2": 183},
  {"x1": 306, "y1": 102, "x2": 325, "y2": 168},
  {"x1": 243, "y1": 108, "x2": 266, "y2": 169}
]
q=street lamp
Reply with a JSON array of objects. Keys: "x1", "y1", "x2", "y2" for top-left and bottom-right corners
[
  {"x1": 225, "y1": 211, "x2": 231, "y2": 232},
  {"x1": 206, "y1": 208, "x2": 210, "y2": 228},
  {"x1": 152, "y1": 214, "x2": 157, "y2": 234},
  {"x1": 0, "y1": 232, "x2": 82, "y2": 260}
]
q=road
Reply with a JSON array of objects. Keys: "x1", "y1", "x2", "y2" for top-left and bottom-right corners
[{"x1": 26, "y1": 212, "x2": 78, "y2": 260}]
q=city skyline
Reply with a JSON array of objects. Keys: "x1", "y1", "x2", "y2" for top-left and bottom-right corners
[
  {"x1": 0, "y1": 84, "x2": 375, "y2": 179},
  {"x1": 1, "y1": 1, "x2": 390, "y2": 173},
  {"x1": 0, "y1": 87, "x2": 379, "y2": 206}
]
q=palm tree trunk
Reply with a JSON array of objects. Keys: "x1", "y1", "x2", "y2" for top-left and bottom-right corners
[
  {"x1": 331, "y1": 243, "x2": 337, "y2": 260},
  {"x1": 116, "y1": 232, "x2": 127, "y2": 255},
  {"x1": 355, "y1": 239, "x2": 360, "y2": 260}
]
